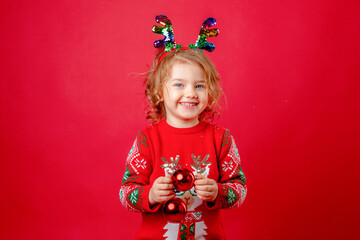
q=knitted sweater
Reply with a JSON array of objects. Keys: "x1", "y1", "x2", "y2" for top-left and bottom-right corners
[{"x1": 120, "y1": 120, "x2": 247, "y2": 240}]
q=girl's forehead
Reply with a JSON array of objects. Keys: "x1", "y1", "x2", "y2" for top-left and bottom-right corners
[
  {"x1": 169, "y1": 59, "x2": 200, "y2": 68},
  {"x1": 167, "y1": 62, "x2": 205, "y2": 80}
]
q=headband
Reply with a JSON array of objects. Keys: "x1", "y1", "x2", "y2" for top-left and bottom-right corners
[{"x1": 152, "y1": 15, "x2": 219, "y2": 63}]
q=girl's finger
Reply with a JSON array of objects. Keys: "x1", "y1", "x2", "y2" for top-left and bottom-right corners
[
  {"x1": 157, "y1": 176, "x2": 173, "y2": 183},
  {"x1": 195, "y1": 178, "x2": 210, "y2": 185},
  {"x1": 158, "y1": 190, "x2": 174, "y2": 196},
  {"x1": 157, "y1": 183, "x2": 174, "y2": 190},
  {"x1": 196, "y1": 190, "x2": 213, "y2": 197},
  {"x1": 197, "y1": 194, "x2": 211, "y2": 201},
  {"x1": 195, "y1": 185, "x2": 212, "y2": 191},
  {"x1": 195, "y1": 174, "x2": 204, "y2": 180}
]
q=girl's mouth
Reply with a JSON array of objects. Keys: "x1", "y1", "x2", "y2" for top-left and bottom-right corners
[{"x1": 179, "y1": 102, "x2": 198, "y2": 107}]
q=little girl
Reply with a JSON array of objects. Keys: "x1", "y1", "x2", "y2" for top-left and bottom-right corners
[{"x1": 120, "y1": 15, "x2": 247, "y2": 240}]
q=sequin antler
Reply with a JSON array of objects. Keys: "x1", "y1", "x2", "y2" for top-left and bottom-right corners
[
  {"x1": 152, "y1": 15, "x2": 178, "y2": 52},
  {"x1": 152, "y1": 15, "x2": 219, "y2": 53},
  {"x1": 191, "y1": 154, "x2": 211, "y2": 175},
  {"x1": 193, "y1": 18, "x2": 219, "y2": 52},
  {"x1": 161, "y1": 155, "x2": 180, "y2": 174}
]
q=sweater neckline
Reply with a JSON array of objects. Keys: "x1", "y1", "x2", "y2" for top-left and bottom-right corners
[{"x1": 160, "y1": 120, "x2": 207, "y2": 134}]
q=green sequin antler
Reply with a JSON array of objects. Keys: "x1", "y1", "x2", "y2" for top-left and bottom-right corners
[
  {"x1": 152, "y1": 15, "x2": 179, "y2": 52},
  {"x1": 194, "y1": 18, "x2": 219, "y2": 52}
]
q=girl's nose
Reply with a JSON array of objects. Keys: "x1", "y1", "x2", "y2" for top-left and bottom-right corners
[{"x1": 185, "y1": 87, "x2": 198, "y2": 98}]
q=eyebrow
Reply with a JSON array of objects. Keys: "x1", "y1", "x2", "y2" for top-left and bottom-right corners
[
  {"x1": 169, "y1": 79, "x2": 206, "y2": 83},
  {"x1": 196, "y1": 80, "x2": 206, "y2": 83}
]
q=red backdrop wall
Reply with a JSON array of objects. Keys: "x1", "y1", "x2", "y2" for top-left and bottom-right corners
[{"x1": 1, "y1": 0, "x2": 359, "y2": 239}]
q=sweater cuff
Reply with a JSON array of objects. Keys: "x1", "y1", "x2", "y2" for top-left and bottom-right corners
[
  {"x1": 140, "y1": 185, "x2": 162, "y2": 212},
  {"x1": 206, "y1": 183, "x2": 225, "y2": 210}
]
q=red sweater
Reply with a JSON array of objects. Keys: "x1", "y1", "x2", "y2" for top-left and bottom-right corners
[{"x1": 120, "y1": 120, "x2": 247, "y2": 240}]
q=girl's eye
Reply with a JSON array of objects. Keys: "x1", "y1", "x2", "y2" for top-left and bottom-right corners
[
  {"x1": 195, "y1": 85, "x2": 205, "y2": 89},
  {"x1": 175, "y1": 83, "x2": 183, "y2": 87}
]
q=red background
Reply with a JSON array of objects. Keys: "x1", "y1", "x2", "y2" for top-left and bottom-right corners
[{"x1": 1, "y1": 0, "x2": 359, "y2": 239}]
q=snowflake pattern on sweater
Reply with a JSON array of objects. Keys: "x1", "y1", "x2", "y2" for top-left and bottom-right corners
[{"x1": 119, "y1": 134, "x2": 150, "y2": 212}]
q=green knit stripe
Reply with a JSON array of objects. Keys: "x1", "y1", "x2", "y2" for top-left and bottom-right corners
[
  {"x1": 128, "y1": 188, "x2": 139, "y2": 207},
  {"x1": 222, "y1": 129, "x2": 231, "y2": 149},
  {"x1": 180, "y1": 224, "x2": 187, "y2": 239},
  {"x1": 239, "y1": 167, "x2": 246, "y2": 184},
  {"x1": 227, "y1": 188, "x2": 238, "y2": 206},
  {"x1": 119, "y1": 189, "x2": 124, "y2": 204},
  {"x1": 180, "y1": 224, "x2": 187, "y2": 232},
  {"x1": 189, "y1": 224, "x2": 195, "y2": 234},
  {"x1": 137, "y1": 132, "x2": 149, "y2": 151},
  {"x1": 180, "y1": 232, "x2": 187, "y2": 240},
  {"x1": 241, "y1": 187, "x2": 247, "y2": 202},
  {"x1": 233, "y1": 140, "x2": 240, "y2": 158},
  {"x1": 122, "y1": 167, "x2": 130, "y2": 184},
  {"x1": 128, "y1": 144, "x2": 135, "y2": 157}
]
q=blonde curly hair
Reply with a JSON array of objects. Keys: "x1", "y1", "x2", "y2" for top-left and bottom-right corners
[{"x1": 144, "y1": 48, "x2": 223, "y2": 123}]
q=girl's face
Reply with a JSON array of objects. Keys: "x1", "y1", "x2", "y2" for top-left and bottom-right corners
[{"x1": 162, "y1": 62, "x2": 208, "y2": 128}]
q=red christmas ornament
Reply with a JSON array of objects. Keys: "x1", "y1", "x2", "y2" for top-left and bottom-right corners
[
  {"x1": 162, "y1": 198, "x2": 187, "y2": 222},
  {"x1": 162, "y1": 169, "x2": 195, "y2": 222},
  {"x1": 172, "y1": 169, "x2": 195, "y2": 192}
]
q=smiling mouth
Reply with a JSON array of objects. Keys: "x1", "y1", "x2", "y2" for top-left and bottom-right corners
[{"x1": 179, "y1": 102, "x2": 198, "y2": 107}]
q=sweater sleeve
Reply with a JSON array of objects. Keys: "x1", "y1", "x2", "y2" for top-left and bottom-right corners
[
  {"x1": 207, "y1": 129, "x2": 247, "y2": 210},
  {"x1": 119, "y1": 131, "x2": 161, "y2": 213}
]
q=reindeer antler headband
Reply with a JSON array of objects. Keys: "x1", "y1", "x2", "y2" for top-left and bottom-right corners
[{"x1": 152, "y1": 15, "x2": 219, "y2": 62}]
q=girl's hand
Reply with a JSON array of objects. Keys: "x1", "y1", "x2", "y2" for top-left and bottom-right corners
[
  {"x1": 149, "y1": 175, "x2": 175, "y2": 206},
  {"x1": 194, "y1": 175, "x2": 218, "y2": 202}
]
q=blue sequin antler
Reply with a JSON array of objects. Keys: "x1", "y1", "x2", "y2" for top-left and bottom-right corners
[
  {"x1": 152, "y1": 15, "x2": 178, "y2": 52},
  {"x1": 194, "y1": 18, "x2": 219, "y2": 52}
]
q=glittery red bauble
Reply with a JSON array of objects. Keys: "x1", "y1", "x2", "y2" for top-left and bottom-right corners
[
  {"x1": 162, "y1": 198, "x2": 187, "y2": 222},
  {"x1": 172, "y1": 169, "x2": 195, "y2": 192}
]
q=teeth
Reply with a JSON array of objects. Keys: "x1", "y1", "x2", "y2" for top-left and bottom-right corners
[{"x1": 180, "y1": 102, "x2": 197, "y2": 107}]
